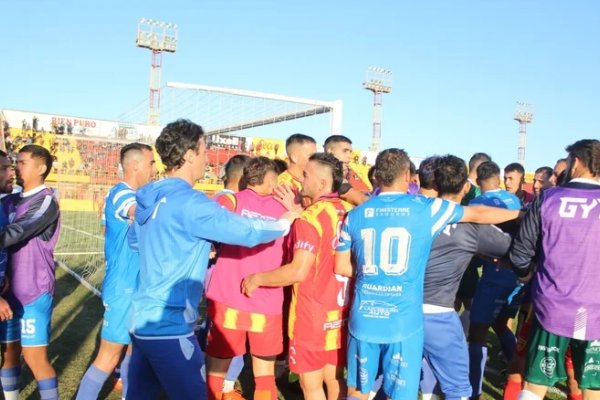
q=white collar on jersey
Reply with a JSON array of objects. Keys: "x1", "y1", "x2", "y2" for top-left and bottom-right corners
[
  {"x1": 21, "y1": 184, "x2": 47, "y2": 198},
  {"x1": 378, "y1": 191, "x2": 408, "y2": 195},
  {"x1": 570, "y1": 178, "x2": 600, "y2": 186}
]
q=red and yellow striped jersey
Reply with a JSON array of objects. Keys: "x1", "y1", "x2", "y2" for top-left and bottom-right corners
[
  {"x1": 288, "y1": 195, "x2": 353, "y2": 351},
  {"x1": 278, "y1": 170, "x2": 303, "y2": 193}
]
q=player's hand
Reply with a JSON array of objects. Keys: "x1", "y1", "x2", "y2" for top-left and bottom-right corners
[
  {"x1": 0, "y1": 296, "x2": 13, "y2": 321},
  {"x1": 274, "y1": 184, "x2": 302, "y2": 212},
  {"x1": 241, "y1": 274, "x2": 260, "y2": 298}
]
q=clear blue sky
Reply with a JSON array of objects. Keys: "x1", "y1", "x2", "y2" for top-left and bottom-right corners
[{"x1": 2, "y1": 0, "x2": 599, "y2": 171}]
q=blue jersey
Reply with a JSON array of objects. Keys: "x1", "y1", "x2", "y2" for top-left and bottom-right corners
[
  {"x1": 470, "y1": 189, "x2": 521, "y2": 287},
  {"x1": 103, "y1": 182, "x2": 139, "y2": 300},
  {"x1": 337, "y1": 193, "x2": 464, "y2": 343},
  {"x1": 132, "y1": 177, "x2": 291, "y2": 338}
]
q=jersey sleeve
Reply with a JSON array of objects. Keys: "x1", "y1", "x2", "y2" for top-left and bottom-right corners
[
  {"x1": 336, "y1": 213, "x2": 353, "y2": 252},
  {"x1": 429, "y1": 198, "x2": 465, "y2": 238},
  {"x1": 216, "y1": 193, "x2": 236, "y2": 212},
  {"x1": 509, "y1": 194, "x2": 543, "y2": 277},
  {"x1": 112, "y1": 187, "x2": 136, "y2": 220},
  {"x1": 0, "y1": 194, "x2": 60, "y2": 248},
  {"x1": 185, "y1": 194, "x2": 290, "y2": 248},
  {"x1": 474, "y1": 224, "x2": 512, "y2": 258},
  {"x1": 292, "y1": 218, "x2": 321, "y2": 255}
]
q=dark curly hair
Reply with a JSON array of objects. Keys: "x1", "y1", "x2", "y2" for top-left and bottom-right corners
[
  {"x1": 240, "y1": 156, "x2": 279, "y2": 188},
  {"x1": 309, "y1": 152, "x2": 344, "y2": 193},
  {"x1": 155, "y1": 119, "x2": 204, "y2": 172},
  {"x1": 374, "y1": 148, "x2": 410, "y2": 187},
  {"x1": 434, "y1": 155, "x2": 468, "y2": 196}
]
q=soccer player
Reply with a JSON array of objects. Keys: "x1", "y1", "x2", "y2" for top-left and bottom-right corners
[
  {"x1": 420, "y1": 155, "x2": 512, "y2": 400},
  {"x1": 206, "y1": 157, "x2": 288, "y2": 400},
  {"x1": 509, "y1": 139, "x2": 600, "y2": 400},
  {"x1": 334, "y1": 148, "x2": 519, "y2": 400},
  {"x1": 128, "y1": 119, "x2": 297, "y2": 400},
  {"x1": 503, "y1": 162, "x2": 534, "y2": 207},
  {"x1": 0, "y1": 145, "x2": 60, "y2": 400},
  {"x1": 468, "y1": 161, "x2": 523, "y2": 400},
  {"x1": 417, "y1": 156, "x2": 440, "y2": 198},
  {"x1": 278, "y1": 133, "x2": 317, "y2": 194},
  {"x1": 324, "y1": 135, "x2": 370, "y2": 204},
  {"x1": 242, "y1": 152, "x2": 352, "y2": 400},
  {"x1": 532, "y1": 166, "x2": 553, "y2": 197},
  {"x1": 550, "y1": 158, "x2": 568, "y2": 186},
  {"x1": 0, "y1": 150, "x2": 15, "y2": 290},
  {"x1": 216, "y1": 154, "x2": 251, "y2": 198},
  {"x1": 76, "y1": 143, "x2": 156, "y2": 399},
  {"x1": 455, "y1": 152, "x2": 492, "y2": 333}
]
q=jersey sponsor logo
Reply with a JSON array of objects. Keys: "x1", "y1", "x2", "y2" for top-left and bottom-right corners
[
  {"x1": 323, "y1": 319, "x2": 344, "y2": 330},
  {"x1": 368, "y1": 207, "x2": 411, "y2": 217},
  {"x1": 540, "y1": 357, "x2": 557, "y2": 377},
  {"x1": 359, "y1": 367, "x2": 369, "y2": 386},
  {"x1": 358, "y1": 300, "x2": 398, "y2": 319},
  {"x1": 362, "y1": 283, "x2": 403, "y2": 294},
  {"x1": 537, "y1": 345, "x2": 560, "y2": 353},
  {"x1": 294, "y1": 240, "x2": 315, "y2": 253},
  {"x1": 387, "y1": 371, "x2": 407, "y2": 387},
  {"x1": 584, "y1": 357, "x2": 600, "y2": 373},
  {"x1": 240, "y1": 208, "x2": 276, "y2": 221},
  {"x1": 364, "y1": 208, "x2": 374, "y2": 218},
  {"x1": 558, "y1": 197, "x2": 599, "y2": 219}
]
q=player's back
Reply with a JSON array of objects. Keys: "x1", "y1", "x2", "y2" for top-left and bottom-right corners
[{"x1": 342, "y1": 193, "x2": 464, "y2": 342}]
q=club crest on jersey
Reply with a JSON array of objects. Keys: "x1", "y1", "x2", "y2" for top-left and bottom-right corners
[{"x1": 558, "y1": 197, "x2": 599, "y2": 219}]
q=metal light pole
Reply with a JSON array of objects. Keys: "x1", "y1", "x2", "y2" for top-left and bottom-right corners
[
  {"x1": 514, "y1": 102, "x2": 534, "y2": 165},
  {"x1": 363, "y1": 67, "x2": 392, "y2": 153},
  {"x1": 136, "y1": 18, "x2": 178, "y2": 126}
]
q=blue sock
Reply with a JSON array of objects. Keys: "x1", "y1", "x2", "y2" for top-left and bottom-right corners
[
  {"x1": 468, "y1": 343, "x2": 487, "y2": 399},
  {"x1": 225, "y1": 355, "x2": 245, "y2": 381},
  {"x1": 76, "y1": 365, "x2": 109, "y2": 400},
  {"x1": 498, "y1": 329, "x2": 516, "y2": 362},
  {"x1": 120, "y1": 354, "x2": 131, "y2": 397},
  {"x1": 0, "y1": 366, "x2": 21, "y2": 391},
  {"x1": 38, "y1": 376, "x2": 58, "y2": 400}
]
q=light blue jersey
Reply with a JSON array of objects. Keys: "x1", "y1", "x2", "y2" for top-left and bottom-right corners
[
  {"x1": 337, "y1": 193, "x2": 464, "y2": 343},
  {"x1": 103, "y1": 182, "x2": 138, "y2": 300},
  {"x1": 132, "y1": 177, "x2": 290, "y2": 338},
  {"x1": 469, "y1": 189, "x2": 521, "y2": 287}
]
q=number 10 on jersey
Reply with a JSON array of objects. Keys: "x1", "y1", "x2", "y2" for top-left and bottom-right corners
[{"x1": 360, "y1": 227, "x2": 411, "y2": 275}]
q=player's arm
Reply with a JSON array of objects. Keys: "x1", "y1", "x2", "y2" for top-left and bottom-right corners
[
  {"x1": 460, "y1": 205, "x2": 520, "y2": 225},
  {"x1": 186, "y1": 194, "x2": 298, "y2": 248},
  {"x1": 241, "y1": 249, "x2": 315, "y2": 297},
  {"x1": 334, "y1": 213, "x2": 355, "y2": 277},
  {"x1": 339, "y1": 185, "x2": 369, "y2": 206},
  {"x1": 508, "y1": 195, "x2": 543, "y2": 278},
  {"x1": 334, "y1": 250, "x2": 354, "y2": 277},
  {"x1": 0, "y1": 195, "x2": 59, "y2": 248},
  {"x1": 474, "y1": 224, "x2": 512, "y2": 259}
]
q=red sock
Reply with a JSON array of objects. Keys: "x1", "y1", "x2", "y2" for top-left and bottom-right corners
[
  {"x1": 207, "y1": 374, "x2": 225, "y2": 400},
  {"x1": 254, "y1": 375, "x2": 277, "y2": 400},
  {"x1": 503, "y1": 378, "x2": 522, "y2": 400},
  {"x1": 568, "y1": 393, "x2": 583, "y2": 400}
]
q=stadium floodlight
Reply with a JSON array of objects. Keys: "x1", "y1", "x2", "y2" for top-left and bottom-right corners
[
  {"x1": 363, "y1": 66, "x2": 393, "y2": 153},
  {"x1": 514, "y1": 102, "x2": 534, "y2": 165},
  {"x1": 136, "y1": 18, "x2": 178, "y2": 125}
]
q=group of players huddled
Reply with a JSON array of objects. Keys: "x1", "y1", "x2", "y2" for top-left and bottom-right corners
[{"x1": 0, "y1": 119, "x2": 598, "y2": 400}]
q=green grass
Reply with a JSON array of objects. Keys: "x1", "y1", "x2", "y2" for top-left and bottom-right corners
[{"x1": 27, "y1": 211, "x2": 567, "y2": 399}]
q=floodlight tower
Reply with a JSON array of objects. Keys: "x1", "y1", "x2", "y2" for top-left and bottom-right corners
[
  {"x1": 136, "y1": 18, "x2": 178, "y2": 126},
  {"x1": 363, "y1": 67, "x2": 392, "y2": 153},
  {"x1": 514, "y1": 102, "x2": 534, "y2": 165}
]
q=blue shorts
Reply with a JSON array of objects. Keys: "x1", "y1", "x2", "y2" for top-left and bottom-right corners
[
  {"x1": 128, "y1": 334, "x2": 206, "y2": 400},
  {"x1": 422, "y1": 311, "x2": 471, "y2": 399},
  {"x1": 470, "y1": 279, "x2": 523, "y2": 324},
  {"x1": 0, "y1": 292, "x2": 53, "y2": 346},
  {"x1": 101, "y1": 293, "x2": 133, "y2": 345},
  {"x1": 347, "y1": 332, "x2": 423, "y2": 400}
]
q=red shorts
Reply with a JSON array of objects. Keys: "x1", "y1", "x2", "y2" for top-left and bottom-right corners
[
  {"x1": 206, "y1": 301, "x2": 283, "y2": 359},
  {"x1": 288, "y1": 340, "x2": 346, "y2": 374}
]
